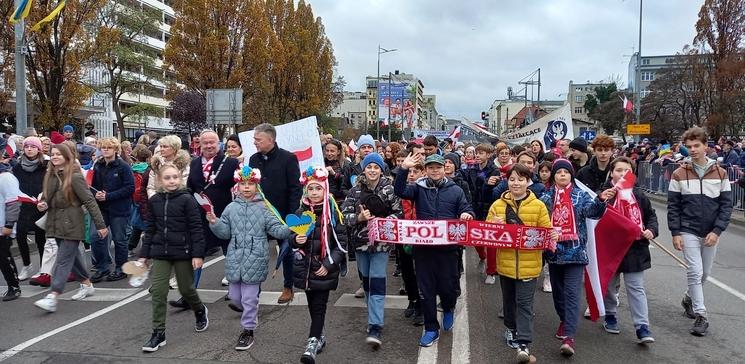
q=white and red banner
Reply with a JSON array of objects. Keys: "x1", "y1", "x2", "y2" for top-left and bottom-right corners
[
  {"x1": 239, "y1": 116, "x2": 324, "y2": 171},
  {"x1": 368, "y1": 218, "x2": 554, "y2": 250},
  {"x1": 577, "y1": 180, "x2": 641, "y2": 321}
]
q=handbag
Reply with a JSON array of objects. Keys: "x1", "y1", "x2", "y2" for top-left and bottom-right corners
[{"x1": 35, "y1": 213, "x2": 47, "y2": 230}]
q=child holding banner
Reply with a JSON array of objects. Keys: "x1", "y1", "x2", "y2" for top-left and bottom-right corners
[
  {"x1": 540, "y1": 159, "x2": 611, "y2": 358},
  {"x1": 487, "y1": 164, "x2": 556, "y2": 364},
  {"x1": 293, "y1": 167, "x2": 347, "y2": 364},
  {"x1": 600, "y1": 157, "x2": 658, "y2": 344},
  {"x1": 395, "y1": 153, "x2": 474, "y2": 348},
  {"x1": 206, "y1": 166, "x2": 292, "y2": 351}
]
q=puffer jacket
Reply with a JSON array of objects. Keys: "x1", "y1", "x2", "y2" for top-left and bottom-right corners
[
  {"x1": 487, "y1": 191, "x2": 552, "y2": 279},
  {"x1": 668, "y1": 159, "x2": 732, "y2": 238},
  {"x1": 12, "y1": 156, "x2": 47, "y2": 232},
  {"x1": 292, "y1": 204, "x2": 347, "y2": 291},
  {"x1": 45, "y1": 170, "x2": 106, "y2": 241},
  {"x1": 140, "y1": 189, "x2": 205, "y2": 260},
  {"x1": 210, "y1": 195, "x2": 292, "y2": 284},
  {"x1": 489, "y1": 174, "x2": 546, "y2": 201},
  {"x1": 602, "y1": 182, "x2": 658, "y2": 273},
  {"x1": 341, "y1": 175, "x2": 402, "y2": 252},
  {"x1": 540, "y1": 184, "x2": 606, "y2": 265}
]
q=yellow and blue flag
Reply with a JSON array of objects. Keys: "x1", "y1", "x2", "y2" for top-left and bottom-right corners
[
  {"x1": 9, "y1": 0, "x2": 33, "y2": 24},
  {"x1": 31, "y1": 0, "x2": 66, "y2": 31}
]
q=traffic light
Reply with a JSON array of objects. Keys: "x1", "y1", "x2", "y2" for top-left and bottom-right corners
[{"x1": 481, "y1": 111, "x2": 487, "y2": 121}]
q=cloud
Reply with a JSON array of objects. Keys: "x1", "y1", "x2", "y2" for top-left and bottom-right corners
[{"x1": 310, "y1": 0, "x2": 703, "y2": 119}]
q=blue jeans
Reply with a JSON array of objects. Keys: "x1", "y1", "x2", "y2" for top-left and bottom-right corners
[
  {"x1": 356, "y1": 250, "x2": 388, "y2": 327},
  {"x1": 91, "y1": 216, "x2": 129, "y2": 274},
  {"x1": 548, "y1": 263, "x2": 585, "y2": 338}
]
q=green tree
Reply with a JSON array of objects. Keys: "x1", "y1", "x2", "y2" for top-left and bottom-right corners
[
  {"x1": 88, "y1": 0, "x2": 163, "y2": 139},
  {"x1": 589, "y1": 90, "x2": 632, "y2": 138}
]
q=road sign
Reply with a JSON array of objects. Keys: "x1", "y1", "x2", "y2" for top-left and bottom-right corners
[
  {"x1": 580, "y1": 130, "x2": 596, "y2": 141},
  {"x1": 626, "y1": 124, "x2": 651, "y2": 135},
  {"x1": 206, "y1": 89, "x2": 242, "y2": 126}
]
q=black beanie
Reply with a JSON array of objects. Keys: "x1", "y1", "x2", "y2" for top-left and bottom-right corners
[
  {"x1": 569, "y1": 137, "x2": 588, "y2": 154},
  {"x1": 444, "y1": 153, "x2": 461, "y2": 170}
]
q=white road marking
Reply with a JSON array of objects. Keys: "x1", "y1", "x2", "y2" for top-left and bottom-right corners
[
  {"x1": 0, "y1": 256, "x2": 225, "y2": 362},
  {"x1": 708, "y1": 277, "x2": 745, "y2": 302},
  {"x1": 333, "y1": 293, "x2": 409, "y2": 309}
]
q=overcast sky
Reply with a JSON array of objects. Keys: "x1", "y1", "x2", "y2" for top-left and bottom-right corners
[{"x1": 310, "y1": 0, "x2": 704, "y2": 119}]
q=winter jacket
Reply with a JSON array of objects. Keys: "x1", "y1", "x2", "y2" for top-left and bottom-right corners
[
  {"x1": 292, "y1": 204, "x2": 347, "y2": 291},
  {"x1": 487, "y1": 191, "x2": 552, "y2": 279},
  {"x1": 341, "y1": 175, "x2": 402, "y2": 252},
  {"x1": 603, "y1": 182, "x2": 658, "y2": 273},
  {"x1": 540, "y1": 184, "x2": 606, "y2": 265},
  {"x1": 248, "y1": 144, "x2": 302, "y2": 217},
  {"x1": 91, "y1": 157, "x2": 135, "y2": 220},
  {"x1": 141, "y1": 189, "x2": 205, "y2": 261},
  {"x1": 341, "y1": 162, "x2": 363, "y2": 197},
  {"x1": 450, "y1": 172, "x2": 473, "y2": 206},
  {"x1": 489, "y1": 175, "x2": 546, "y2": 201},
  {"x1": 325, "y1": 158, "x2": 349, "y2": 203},
  {"x1": 12, "y1": 156, "x2": 47, "y2": 231},
  {"x1": 0, "y1": 172, "x2": 20, "y2": 231},
  {"x1": 147, "y1": 150, "x2": 191, "y2": 198},
  {"x1": 45, "y1": 170, "x2": 106, "y2": 241},
  {"x1": 667, "y1": 159, "x2": 732, "y2": 238},
  {"x1": 720, "y1": 149, "x2": 739, "y2": 168},
  {"x1": 210, "y1": 194, "x2": 292, "y2": 284},
  {"x1": 576, "y1": 156, "x2": 611, "y2": 193},
  {"x1": 465, "y1": 160, "x2": 499, "y2": 219},
  {"x1": 394, "y1": 168, "x2": 474, "y2": 252}
]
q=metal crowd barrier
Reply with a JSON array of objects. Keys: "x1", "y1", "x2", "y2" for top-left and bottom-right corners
[{"x1": 636, "y1": 160, "x2": 745, "y2": 213}]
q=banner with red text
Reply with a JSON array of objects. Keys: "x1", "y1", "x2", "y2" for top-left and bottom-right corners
[{"x1": 369, "y1": 218, "x2": 554, "y2": 250}]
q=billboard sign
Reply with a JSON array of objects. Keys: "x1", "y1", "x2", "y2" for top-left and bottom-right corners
[{"x1": 378, "y1": 81, "x2": 417, "y2": 129}]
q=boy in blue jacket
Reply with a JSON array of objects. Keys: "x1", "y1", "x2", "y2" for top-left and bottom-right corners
[{"x1": 395, "y1": 153, "x2": 474, "y2": 348}]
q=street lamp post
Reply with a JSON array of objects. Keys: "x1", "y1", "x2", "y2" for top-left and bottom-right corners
[
  {"x1": 376, "y1": 45, "x2": 397, "y2": 140},
  {"x1": 635, "y1": 0, "x2": 643, "y2": 143}
]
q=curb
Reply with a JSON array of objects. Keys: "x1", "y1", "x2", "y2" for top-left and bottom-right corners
[{"x1": 643, "y1": 191, "x2": 745, "y2": 229}]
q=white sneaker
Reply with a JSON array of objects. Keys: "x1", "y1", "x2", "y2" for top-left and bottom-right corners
[
  {"x1": 169, "y1": 277, "x2": 178, "y2": 289},
  {"x1": 18, "y1": 264, "x2": 33, "y2": 281},
  {"x1": 34, "y1": 294, "x2": 58, "y2": 312},
  {"x1": 221, "y1": 277, "x2": 229, "y2": 286},
  {"x1": 71, "y1": 284, "x2": 95, "y2": 300},
  {"x1": 584, "y1": 307, "x2": 591, "y2": 318},
  {"x1": 542, "y1": 277, "x2": 552, "y2": 293},
  {"x1": 485, "y1": 275, "x2": 496, "y2": 285}
]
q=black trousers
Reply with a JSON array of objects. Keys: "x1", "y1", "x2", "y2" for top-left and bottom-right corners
[
  {"x1": 397, "y1": 244, "x2": 420, "y2": 303},
  {"x1": 15, "y1": 227, "x2": 45, "y2": 266},
  {"x1": 128, "y1": 227, "x2": 143, "y2": 251},
  {"x1": 306, "y1": 289, "x2": 330, "y2": 339},
  {"x1": 0, "y1": 236, "x2": 19, "y2": 288},
  {"x1": 414, "y1": 247, "x2": 459, "y2": 331}
]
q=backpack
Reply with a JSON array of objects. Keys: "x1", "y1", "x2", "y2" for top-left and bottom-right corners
[{"x1": 132, "y1": 171, "x2": 145, "y2": 203}]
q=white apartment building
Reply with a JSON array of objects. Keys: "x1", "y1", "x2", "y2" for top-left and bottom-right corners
[{"x1": 329, "y1": 91, "x2": 367, "y2": 129}]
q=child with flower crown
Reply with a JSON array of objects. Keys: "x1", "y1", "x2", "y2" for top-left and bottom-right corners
[
  {"x1": 206, "y1": 165, "x2": 292, "y2": 351},
  {"x1": 294, "y1": 166, "x2": 348, "y2": 364}
]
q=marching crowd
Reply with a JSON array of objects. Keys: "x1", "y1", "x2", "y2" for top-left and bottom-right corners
[{"x1": 0, "y1": 123, "x2": 735, "y2": 363}]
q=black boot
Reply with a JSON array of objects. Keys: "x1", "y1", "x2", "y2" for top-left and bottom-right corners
[
  {"x1": 142, "y1": 330, "x2": 166, "y2": 352},
  {"x1": 168, "y1": 297, "x2": 190, "y2": 310},
  {"x1": 195, "y1": 305, "x2": 209, "y2": 332},
  {"x1": 2, "y1": 287, "x2": 21, "y2": 302}
]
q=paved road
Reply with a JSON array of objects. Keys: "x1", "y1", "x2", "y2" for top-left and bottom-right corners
[{"x1": 1, "y1": 200, "x2": 744, "y2": 363}]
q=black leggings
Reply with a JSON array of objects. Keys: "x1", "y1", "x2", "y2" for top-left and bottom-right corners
[
  {"x1": 306, "y1": 290, "x2": 330, "y2": 339},
  {"x1": 16, "y1": 227, "x2": 46, "y2": 266},
  {"x1": 0, "y1": 236, "x2": 19, "y2": 288},
  {"x1": 397, "y1": 244, "x2": 420, "y2": 303}
]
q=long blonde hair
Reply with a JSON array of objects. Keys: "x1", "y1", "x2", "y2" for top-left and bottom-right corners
[{"x1": 43, "y1": 143, "x2": 79, "y2": 204}]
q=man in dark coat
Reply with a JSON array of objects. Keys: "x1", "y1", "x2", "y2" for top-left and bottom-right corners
[{"x1": 248, "y1": 123, "x2": 302, "y2": 304}]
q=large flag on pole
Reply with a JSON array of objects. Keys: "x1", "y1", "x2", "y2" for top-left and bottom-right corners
[
  {"x1": 621, "y1": 95, "x2": 634, "y2": 113},
  {"x1": 31, "y1": 0, "x2": 66, "y2": 31},
  {"x1": 576, "y1": 180, "x2": 641, "y2": 321},
  {"x1": 448, "y1": 125, "x2": 461, "y2": 142},
  {"x1": 9, "y1": 0, "x2": 33, "y2": 24}
]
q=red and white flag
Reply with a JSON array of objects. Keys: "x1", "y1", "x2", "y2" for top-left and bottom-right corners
[
  {"x1": 621, "y1": 95, "x2": 634, "y2": 113},
  {"x1": 576, "y1": 180, "x2": 641, "y2": 321},
  {"x1": 347, "y1": 139, "x2": 357, "y2": 157},
  {"x1": 17, "y1": 192, "x2": 39, "y2": 205},
  {"x1": 448, "y1": 126, "x2": 462, "y2": 142}
]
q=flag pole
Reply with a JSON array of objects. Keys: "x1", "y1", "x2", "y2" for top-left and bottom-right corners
[{"x1": 650, "y1": 238, "x2": 689, "y2": 268}]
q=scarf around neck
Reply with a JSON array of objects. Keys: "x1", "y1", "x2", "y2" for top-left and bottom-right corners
[
  {"x1": 552, "y1": 184, "x2": 578, "y2": 241},
  {"x1": 20, "y1": 154, "x2": 41, "y2": 172}
]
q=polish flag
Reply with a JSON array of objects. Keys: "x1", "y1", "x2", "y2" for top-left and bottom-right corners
[
  {"x1": 448, "y1": 126, "x2": 462, "y2": 142},
  {"x1": 17, "y1": 192, "x2": 38, "y2": 205},
  {"x1": 475, "y1": 123, "x2": 488, "y2": 131},
  {"x1": 577, "y1": 180, "x2": 641, "y2": 321},
  {"x1": 347, "y1": 139, "x2": 357, "y2": 157},
  {"x1": 621, "y1": 95, "x2": 634, "y2": 113},
  {"x1": 292, "y1": 147, "x2": 313, "y2": 162}
]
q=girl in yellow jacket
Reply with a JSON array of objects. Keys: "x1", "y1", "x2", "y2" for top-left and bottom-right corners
[{"x1": 486, "y1": 164, "x2": 556, "y2": 364}]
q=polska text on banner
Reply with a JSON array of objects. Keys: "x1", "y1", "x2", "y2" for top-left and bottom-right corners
[{"x1": 369, "y1": 218, "x2": 554, "y2": 250}]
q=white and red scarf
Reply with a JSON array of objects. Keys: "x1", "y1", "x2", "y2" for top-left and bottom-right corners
[
  {"x1": 202, "y1": 157, "x2": 214, "y2": 183},
  {"x1": 552, "y1": 184, "x2": 579, "y2": 241},
  {"x1": 613, "y1": 173, "x2": 644, "y2": 230}
]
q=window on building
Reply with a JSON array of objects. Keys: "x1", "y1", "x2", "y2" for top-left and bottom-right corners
[
  {"x1": 574, "y1": 107, "x2": 584, "y2": 114},
  {"x1": 575, "y1": 95, "x2": 584, "y2": 103},
  {"x1": 642, "y1": 59, "x2": 650, "y2": 65},
  {"x1": 640, "y1": 90, "x2": 651, "y2": 98},
  {"x1": 641, "y1": 71, "x2": 655, "y2": 81},
  {"x1": 575, "y1": 87, "x2": 582, "y2": 92}
]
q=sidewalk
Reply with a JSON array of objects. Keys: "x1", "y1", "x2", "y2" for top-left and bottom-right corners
[{"x1": 644, "y1": 191, "x2": 745, "y2": 228}]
